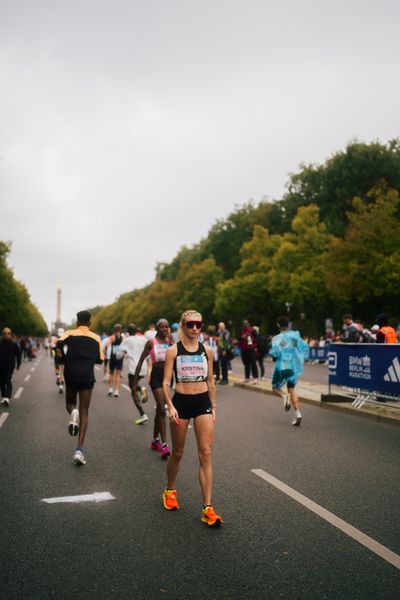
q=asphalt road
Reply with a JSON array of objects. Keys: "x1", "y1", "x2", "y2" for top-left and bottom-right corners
[{"x1": 1, "y1": 352, "x2": 399, "y2": 600}]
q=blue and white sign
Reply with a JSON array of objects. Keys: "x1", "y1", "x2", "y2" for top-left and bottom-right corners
[
  {"x1": 309, "y1": 346, "x2": 330, "y2": 360},
  {"x1": 328, "y1": 343, "x2": 400, "y2": 395}
]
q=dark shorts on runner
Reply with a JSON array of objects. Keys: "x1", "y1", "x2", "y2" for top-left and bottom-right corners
[
  {"x1": 150, "y1": 366, "x2": 164, "y2": 390},
  {"x1": 109, "y1": 358, "x2": 123, "y2": 373},
  {"x1": 272, "y1": 368, "x2": 297, "y2": 389},
  {"x1": 172, "y1": 391, "x2": 212, "y2": 420},
  {"x1": 65, "y1": 381, "x2": 94, "y2": 392}
]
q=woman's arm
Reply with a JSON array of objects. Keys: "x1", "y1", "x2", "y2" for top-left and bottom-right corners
[
  {"x1": 132, "y1": 341, "x2": 152, "y2": 387},
  {"x1": 206, "y1": 346, "x2": 217, "y2": 418},
  {"x1": 163, "y1": 345, "x2": 179, "y2": 424}
]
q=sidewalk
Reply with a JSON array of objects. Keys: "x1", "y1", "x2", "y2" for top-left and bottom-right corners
[{"x1": 230, "y1": 373, "x2": 400, "y2": 427}]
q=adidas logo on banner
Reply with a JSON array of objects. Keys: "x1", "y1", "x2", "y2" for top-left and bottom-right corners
[{"x1": 383, "y1": 357, "x2": 400, "y2": 383}]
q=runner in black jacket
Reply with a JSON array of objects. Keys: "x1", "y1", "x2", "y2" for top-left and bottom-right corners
[{"x1": 0, "y1": 327, "x2": 21, "y2": 406}]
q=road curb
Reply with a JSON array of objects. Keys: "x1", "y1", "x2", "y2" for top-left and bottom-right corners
[{"x1": 232, "y1": 382, "x2": 400, "y2": 428}]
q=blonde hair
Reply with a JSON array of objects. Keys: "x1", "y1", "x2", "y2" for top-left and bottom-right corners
[{"x1": 178, "y1": 309, "x2": 202, "y2": 341}]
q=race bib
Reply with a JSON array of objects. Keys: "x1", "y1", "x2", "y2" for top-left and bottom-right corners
[
  {"x1": 176, "y1": 355, "x2": 208, "y2": 382},
  {"x1": 154, "y1": 343, "x2": 169, "y2": 362}
]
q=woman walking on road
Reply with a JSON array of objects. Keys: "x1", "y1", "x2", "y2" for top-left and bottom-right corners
[
  {"x1": 162, "y1": 309, "x2": 222, "y2": 527},
  {"x1": 133, "y1": 319, "x2": 172, "y2": 460}
]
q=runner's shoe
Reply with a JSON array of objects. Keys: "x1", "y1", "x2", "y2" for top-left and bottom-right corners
[
  {"x1": 58, "y1": 384, "x2": 64, "y2": 394},
  {"x1": 291, "y1": 413, "x2": 302, "y2": 426},
  {"x1": 150, "y1": 438, "x2": 163, "y2": 452},
  {"x1": 201, "y1": 506, "x2": 223, "y2": 527},
  {"x1": 1, "y1": 398, "x2": 9, "y2": 406},
  {"x1": 163, "y1": 488, "x2": 179, "y2": 510},
  {"x1": 108, "y1": 387, "x2": 113, "y2": 396},
  {"x1": 113, "y1": 391, "x2": 119, "y2": 397},
  {"x1": 161, "y1": 443, "x2": 171, "y2": 460},
  {"x1": 134, "y1": 414, "x2": 148, "y2": 425},
  {"x1": 73, "y1": 449, "x2": 86, "y2": 465},
  {"x1": 283, "y1": 393, "x2": 291, "y2": 411},
  {"x1": 138, "y1": 387, "x2": 148, "y2": 403},
  {"x1": 68, "y1": 408, "x2": 80, "y2": 436}
]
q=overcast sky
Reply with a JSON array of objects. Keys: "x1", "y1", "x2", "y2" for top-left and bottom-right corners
[{"x1": 1, "y1": 0, "x2": 399, "y2": 329}]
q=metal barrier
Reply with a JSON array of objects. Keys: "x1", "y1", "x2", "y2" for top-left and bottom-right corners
[{"x1": 328, "y1": 343, "x2": 400, "y2": 408}]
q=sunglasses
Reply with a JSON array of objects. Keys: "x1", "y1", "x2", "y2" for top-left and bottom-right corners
[{"x1": 185, "y1": 321, "x2": 203, "y2": 330}]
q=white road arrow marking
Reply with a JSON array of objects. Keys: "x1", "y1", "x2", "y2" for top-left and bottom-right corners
[{"x1": 42, "y1": 491, "x2": 116, "y2": 504}]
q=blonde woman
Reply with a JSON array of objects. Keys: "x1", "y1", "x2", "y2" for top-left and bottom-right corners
[{"x1": 162, "y1": 310, "x2": 222, "y2": 527}]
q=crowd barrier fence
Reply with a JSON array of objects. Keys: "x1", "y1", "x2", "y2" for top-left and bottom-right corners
[{"x1": 328, "y1": 343, "x2": 400, "y2": 408}]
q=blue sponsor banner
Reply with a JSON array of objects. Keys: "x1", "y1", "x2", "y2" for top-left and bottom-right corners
[
  {"x1": 309, "y1": 346, "x2": 330, "y2": 360},
  {"x1": 328, "y1": 343, "x2": 400, "y2": 395}
]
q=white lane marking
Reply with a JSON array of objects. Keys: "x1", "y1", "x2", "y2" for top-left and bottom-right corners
[
  {"x1": 24, "y1": 374, "x2": 31, "y2": 382},
  {"x1": 0, "y1": 413, "x2": 10, "y2": 429},
  {"x1": 42, "y1": 491, "x2": 115, "y2": 504},
  {"x1": 94, "y1": 365, "x2": 100, "y2": 371},
  {"x1": 14, "y1": 387, "x2": 23, "y2": 399},
  {"x1": 252, "y1": 469, "x2": 400, "y2": 571},
  {"x1": 122, "y1": 384, "x2": 131, "y2": 392},
  {"x1": 30, "y1": 367, "x2": 35, "y2": 372}
]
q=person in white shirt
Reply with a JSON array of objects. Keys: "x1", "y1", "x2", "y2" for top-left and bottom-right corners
[
  {"x1": 120, "y1": 324, "x2": 149, "y2": 424},
  {"x1": 144, "y1": 324, "x2": 157, "y2": 340}
]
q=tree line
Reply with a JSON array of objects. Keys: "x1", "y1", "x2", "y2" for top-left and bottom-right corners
[
  {"x1": 91, "y1": 139, "x2": 400, "y2": 336},
  {"x1": 0, "y1": 241, "x2": 48, "y2": 336}
]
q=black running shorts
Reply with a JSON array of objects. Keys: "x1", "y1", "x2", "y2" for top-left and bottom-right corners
[
  {"x1": 172, "y1": 391, "x2": 212, "y2": 420},
  {"x1": 65, "y1": 381, "x2": 94, "y2": 392},
  {"x1": 150, "y1": 366, "x2": 165, "y2": 390},
  {"x1": 109, "y1": 358, "x2": 123, "y2": 373}
]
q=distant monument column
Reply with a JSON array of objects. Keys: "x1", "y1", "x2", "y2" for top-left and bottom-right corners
[{"x1": 52, "y1": 280, "x2": 65, "y2": 333}]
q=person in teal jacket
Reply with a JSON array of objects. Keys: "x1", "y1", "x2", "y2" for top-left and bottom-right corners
[{"x1": 271, "y1": 315, "x2": 309, "y2": 426}]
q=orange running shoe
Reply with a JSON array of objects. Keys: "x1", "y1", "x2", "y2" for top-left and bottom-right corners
[
  {"x1": 201, "y1": 506, "x2": 223, "y2": 527},
  {"x1": 163, "y1": 488, "x2": 179, "y2": 510}
]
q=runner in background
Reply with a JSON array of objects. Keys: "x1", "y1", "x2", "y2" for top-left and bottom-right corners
[
  {"x1": 51, "y1": 328, "x2": 65, "y2": 393},
  {"x1": 144, "y1": 323, "x2": 157, "y2": 340},
  {"x1": 133, "y1": 319, "x2": 172, "y2": 459},
  {"x1": 57, "y1": 310, "x2": 104, "y2": 465},
  {"x1": 0, "y1": 327, "x2": 21, "y2": 406},
  {"x1": 120, "y1": 324, "x2": 149, "y2": 425},
  {"x1": 100, "y1": 332, "x2": 110, "y2": 382},
  {"x1": 171, "y1": 323, "x2": 179, "y2": 343},
  {"x1": 104, "y1": 324, "x2": 124, "y2": 397},
  {"x1": 271, "y1": 315, "x2": 309, "y2": 426}
]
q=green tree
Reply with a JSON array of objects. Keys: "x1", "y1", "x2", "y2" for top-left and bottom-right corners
[
  {"x1": 214, "y1": 225, "x2": 280, "y2": 328},
  {"x1": 173, "y1": 258, "x2": 224, "y2": 323},
  {"x1": 199, "y1": 201, "x2": 284, "y2": 278},
  {"x1": 283, "y1": 139, "x2": 400, "y2": 236},
  {"x1": 268, "y1": 205, "x2": 334, "y2": 323},
  {"x1": 0, "y1": 241, "x2": 48, "y2": 335},
  {"x1": 323, "y1": 185, "x2": 400, "y2": 318}
]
